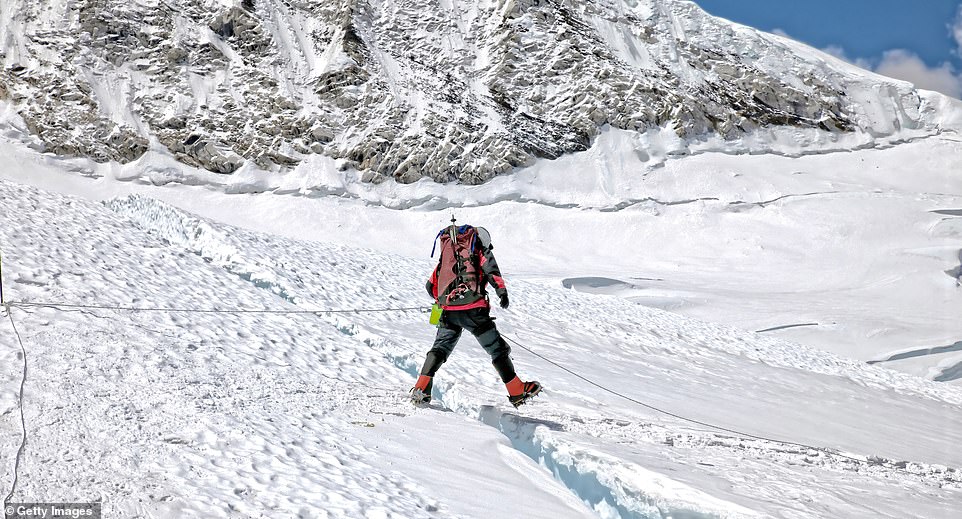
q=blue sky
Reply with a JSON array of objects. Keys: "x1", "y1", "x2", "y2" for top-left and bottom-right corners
[{"x1": 693, "y1": 0, "x2": 962, "y2": 98}]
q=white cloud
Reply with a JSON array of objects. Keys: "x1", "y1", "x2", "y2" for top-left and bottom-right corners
[
  {"x1": 821, "y1": 45, "x2": 848, "y2": 60},
  {"x1": 821, "y1": 45, "x2": 962, "y2": 100},
  {"x1": 770, "y1": 28, "x2": 792, "y2": 39},
  {"x1": 873, "y1": 49, "x2": 962, "y2": 99}
]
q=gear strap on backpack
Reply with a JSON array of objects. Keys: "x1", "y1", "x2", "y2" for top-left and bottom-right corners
[{"x1": 434, "y1": 216, "x2": 485, "y2": 309}]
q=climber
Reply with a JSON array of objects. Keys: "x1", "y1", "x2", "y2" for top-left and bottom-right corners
[{"x1": 411, "y1": 219, "x2": 541, "y2": 408}]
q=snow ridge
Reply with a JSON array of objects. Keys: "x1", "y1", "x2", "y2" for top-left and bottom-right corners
[
  {"x1": 479, "y1": 408, "x2": 759, "y2": 519},
  {"x1": 104, "y1": 194, "x2": 301, "y2": 306}
]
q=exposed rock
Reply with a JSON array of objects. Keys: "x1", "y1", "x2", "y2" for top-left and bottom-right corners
[
  {"x1": 209, "y1": 7, "x2": 259, "y2": 41},
  {"x1": 174, "y1": 134, "x2": 245, "y2": 174},
  {"x1": 0, "y1": 0, "x2": 940, "y2": 183}
]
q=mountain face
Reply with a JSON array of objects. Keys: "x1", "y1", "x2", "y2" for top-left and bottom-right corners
[{"x1": 0, "y1": 0, "x2": 941, "y2": 184}]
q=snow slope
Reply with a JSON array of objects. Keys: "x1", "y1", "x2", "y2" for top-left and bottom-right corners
[
  {"x1": 2, "y1": 96, "x2": 961, "y2": 384},
  {"x1": 1, "y1": 179, "x2": 961, "y2": 518}
]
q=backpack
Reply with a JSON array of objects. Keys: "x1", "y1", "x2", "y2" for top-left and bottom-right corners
[{"x1": 431, "y1": 224, "x2": 486, "y2": 307}]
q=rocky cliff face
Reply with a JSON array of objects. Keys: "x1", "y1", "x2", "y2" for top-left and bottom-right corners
[{"x1": 0, "y1": 0, "x2": 939, "y2": 184}]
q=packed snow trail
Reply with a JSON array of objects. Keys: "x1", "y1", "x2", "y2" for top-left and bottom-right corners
[{"x1": 1, "y1": 179, "x2": 961, "y2": 517}]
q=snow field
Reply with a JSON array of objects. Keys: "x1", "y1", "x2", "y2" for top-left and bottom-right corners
[{"x1": 2, "y1": 179, "x2": 961, "y2": 517}]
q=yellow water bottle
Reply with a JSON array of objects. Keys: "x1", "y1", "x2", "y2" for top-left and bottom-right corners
[{"x1": 429, "y1": 303, "x2": 442, "y2": 326}]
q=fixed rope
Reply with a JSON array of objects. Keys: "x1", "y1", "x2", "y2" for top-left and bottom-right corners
[
  {"x1": 502, "y1": 334, "x2": 866, "y2": 464},
  {"x1": 8, "y1": 300, "x2": 429, "y2": 315},
  {"x1": 0, "y1": 295, "x2": 416, "y2": 497},
  {"x1": 3, "y1": 304, "x2": 28, "y2": 506},
  {"x1": 0, "y1": 290, "x2": 879, "y2": 468}
]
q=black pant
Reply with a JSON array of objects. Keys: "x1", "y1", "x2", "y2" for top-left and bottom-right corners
[{"x1": 420, "y1": 307, "x2": 517, "y2": 383}]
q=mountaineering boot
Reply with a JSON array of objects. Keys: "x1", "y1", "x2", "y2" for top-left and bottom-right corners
[
  {"x1": 505, "y1": 376, "x2": 542, "y2": 408},
  {"x1": 410, "y1": 375, "x2": 433, "y2": 405}
]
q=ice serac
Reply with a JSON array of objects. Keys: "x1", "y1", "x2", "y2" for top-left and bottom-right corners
[{"x1": 0, "y1": 0, "x2": 945, "y2": 183}]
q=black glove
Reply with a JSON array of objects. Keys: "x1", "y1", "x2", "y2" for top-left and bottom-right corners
[{"x1": 498, "y1": 291, "x2": 509, "y2": 309}]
